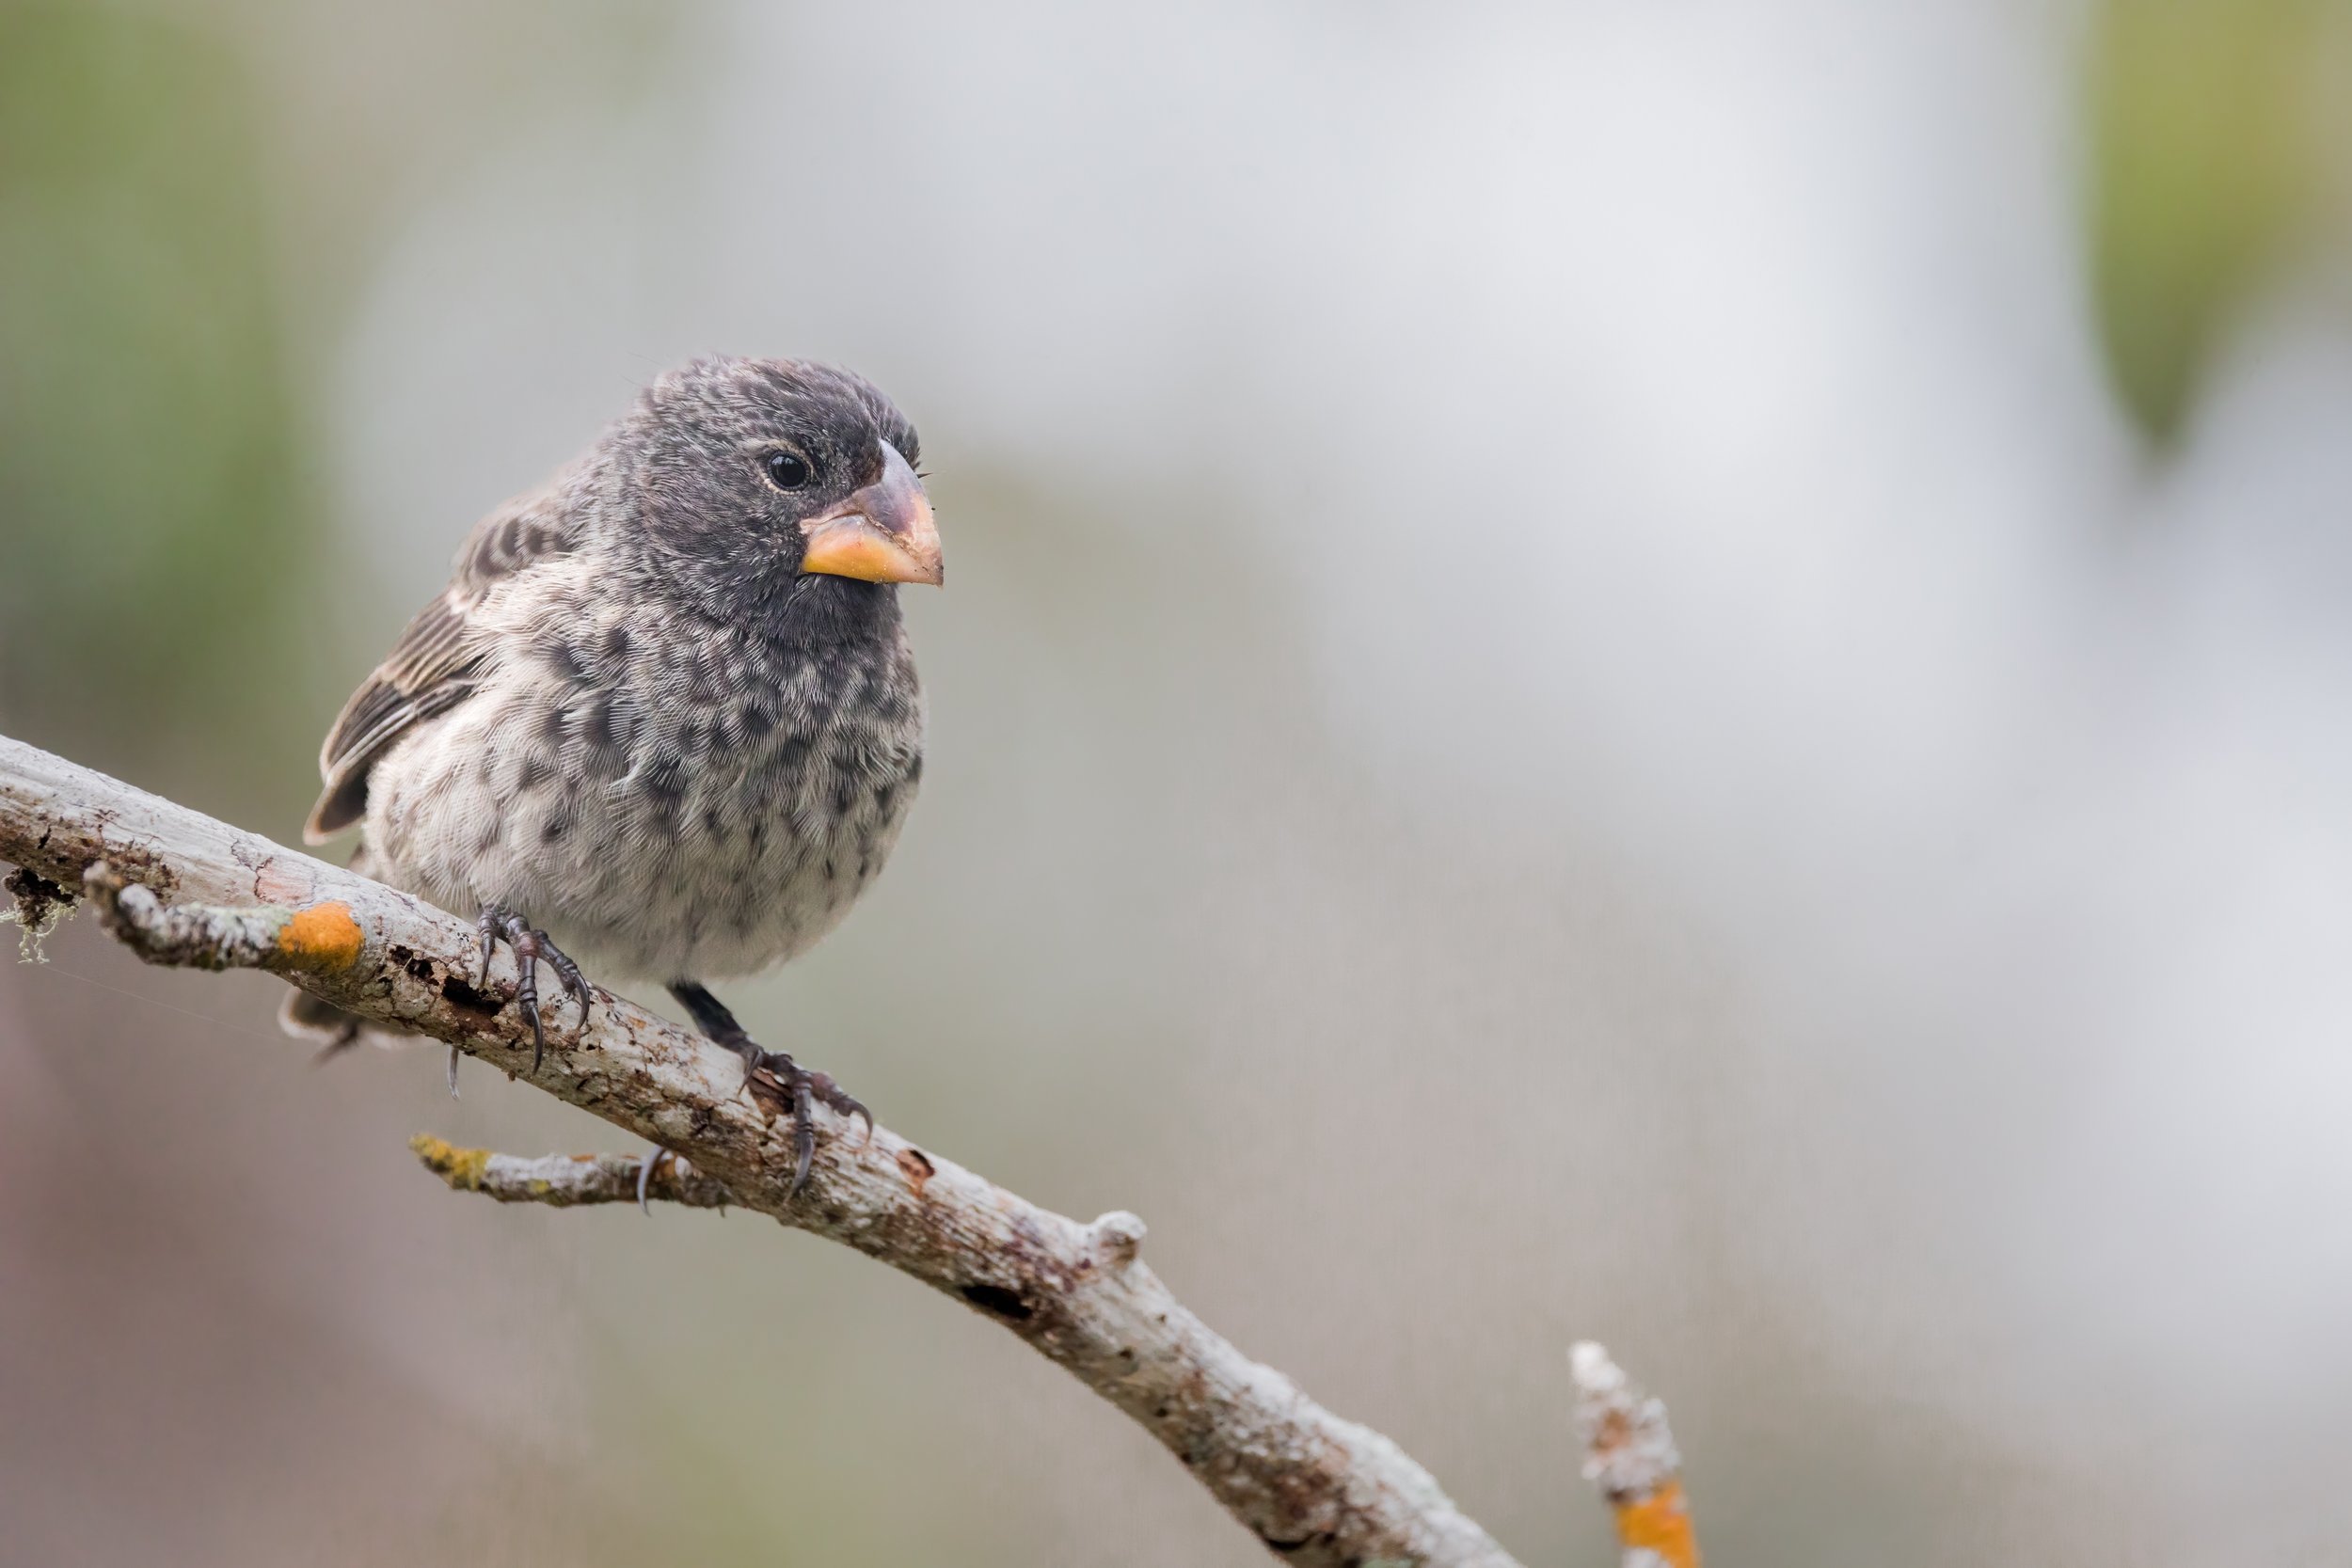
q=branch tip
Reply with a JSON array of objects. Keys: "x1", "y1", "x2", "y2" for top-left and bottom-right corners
[
  {"x1": 1569, "y1": 1342, "x2": 1697, "y2": 1568},
  {"x1": 410, "y1": 1133, "x2": 493, "y2": 1191}
]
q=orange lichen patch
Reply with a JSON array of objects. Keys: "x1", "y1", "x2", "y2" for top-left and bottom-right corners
[
  {"x1": 276, "y1": 901, "x2": 363, "y2": 971},
  {"x1": 1617, "y1": 1481, "x2": 1699, "y2": 1568}
]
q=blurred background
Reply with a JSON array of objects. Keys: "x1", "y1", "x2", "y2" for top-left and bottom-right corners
[{"x1": 4, "y1": 0, "x2": 2351, "y2": 1561}]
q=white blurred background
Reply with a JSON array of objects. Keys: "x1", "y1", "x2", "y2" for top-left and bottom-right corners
[{"x1": 5, "y1": 1, "x2": 2351, "y2": 1562}]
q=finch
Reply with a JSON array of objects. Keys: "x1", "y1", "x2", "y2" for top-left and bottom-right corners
[{"x1": 284, "y1": 356, "x2": 942, "y2": 1190}]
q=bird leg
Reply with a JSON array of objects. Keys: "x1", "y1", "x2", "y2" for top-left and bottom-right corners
[
  {"x1": 667, "y1": 980, "x2": 870, "y2": 1196},
  {"x1": 477, "y1": 905, "x2": 594, "y2": 1073}
]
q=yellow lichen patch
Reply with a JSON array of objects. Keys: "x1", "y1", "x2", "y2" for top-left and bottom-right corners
[
  {"x1": 276, "y1": 901, "x2": 363, "y2": 971},
  {"x1": 409, "y1": 1132, "x2": 492, "y2": 1191},
  {"x1": 1617, "y1": 1481, "x2": 1699, "y2": 1568}
]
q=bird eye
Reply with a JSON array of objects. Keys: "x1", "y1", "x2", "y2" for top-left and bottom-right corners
[{"x1": 762, "y1": 451, "x2": 811, "y2": 490}]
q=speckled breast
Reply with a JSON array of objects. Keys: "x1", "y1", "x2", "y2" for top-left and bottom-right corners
[{"x1": 365, "y1": 611, "x2": 925, "y2": 983}]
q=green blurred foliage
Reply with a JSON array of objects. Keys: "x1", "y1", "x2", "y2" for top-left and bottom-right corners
[
  {"x1": 2087, "y1": 0, "x2": 2346, "y2": 445},
  {"x1": 0, "y1": 4, "x2": 307, "y2": 759}
]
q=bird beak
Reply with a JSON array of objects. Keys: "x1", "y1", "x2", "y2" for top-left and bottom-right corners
[{"x1": 798, "y1": 444, "x2": 944, "y2": 586}]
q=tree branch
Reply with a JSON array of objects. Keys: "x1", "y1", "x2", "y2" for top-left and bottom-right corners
[
  {"x1": 409, "y1": 1136, "x2": 739, "y2": 1211},
  {"x1": 1570, "y1": 1342, "x2": 1700, "y2": 1568},
  {"x1": 0, "y1": 733, "x2": 1521, "y2": 1568}
]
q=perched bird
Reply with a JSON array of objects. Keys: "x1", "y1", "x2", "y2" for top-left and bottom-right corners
[{"x1": 284, "y1": 356, "x2": 942, "y2": 1190}]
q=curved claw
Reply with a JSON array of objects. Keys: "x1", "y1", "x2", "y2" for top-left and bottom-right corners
[
  {"x1": 476, "y1": 907, "x2": 500, "y2": 990},
  {"x1": 559, "y1": 964, "x2": 593, "y2": 1030},
  {"x1": 637, "y1": 1148, "x2": 666, "y2": 1216},
  {"x1": 805, "y1": 1070, "x2": 873, "y2": 1147},
  {"x1": 535, "y1": 938, "x2": 593, "y2": 1031},
  {"x1": 513, "y1": 941, "x2": 547, "y2": 1074}
]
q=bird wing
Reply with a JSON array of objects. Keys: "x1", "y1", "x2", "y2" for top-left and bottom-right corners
[{"x1": 304, "y1": 483, "x2": 579, "y2": 843}]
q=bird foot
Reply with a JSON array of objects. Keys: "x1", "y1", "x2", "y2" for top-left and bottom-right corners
[
  {"x1": 667, "y1": 981, "x2": 868, "y2": 1199},
  {"x1": 476, "y1": 906, "x2": 594, "y2": 1073},
  {"x1": 739, "y1": 1045, "x2": 872, "y2": 1197}
]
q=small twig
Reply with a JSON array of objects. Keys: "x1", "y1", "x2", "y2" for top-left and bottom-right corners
[
  {"x1": 1570, "y1": 1341, "x2": 1699, "y2": 1568},
  {"x1": 409, "y1": 1137, "x2": 739, "y2": 1211}
]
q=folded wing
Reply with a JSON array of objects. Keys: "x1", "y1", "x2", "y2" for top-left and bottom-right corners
[{"x1": 304, "y1": 484, "x2": 578, "y2": 842}]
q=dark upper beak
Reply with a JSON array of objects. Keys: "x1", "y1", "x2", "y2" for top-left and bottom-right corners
[{"x1": 797, "y1": 444, "x2": 944, "y2": 586}]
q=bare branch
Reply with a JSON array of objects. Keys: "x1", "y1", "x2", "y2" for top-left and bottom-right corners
[
  {"x1": 1569, "y1": 1341, "x2": 1699, "y2": 1568},
  {"x1": 1, "y1": 733, "x2": 1522, "y2": 1568}
]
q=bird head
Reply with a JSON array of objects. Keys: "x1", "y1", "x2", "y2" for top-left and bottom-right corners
[{"x1": 615, "y1": 356, "x2": 942, "y2": 610}]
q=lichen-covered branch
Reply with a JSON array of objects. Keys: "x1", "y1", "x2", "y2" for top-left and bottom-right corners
[
  {"x1": 410, "y1": 1136, "x2": 739, "y2": 1211},
  {"x1": 1569, "y1": 1342, "x2": 1699, "y2": 1568},
  {"x1": 0, "y1": 733, "x2": 1522, "y2": 1568}
]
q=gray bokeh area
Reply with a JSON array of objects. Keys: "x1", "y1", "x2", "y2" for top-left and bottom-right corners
[{"x1": 4, "y1": 2, "x2": 2350, "y2": 1563}]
